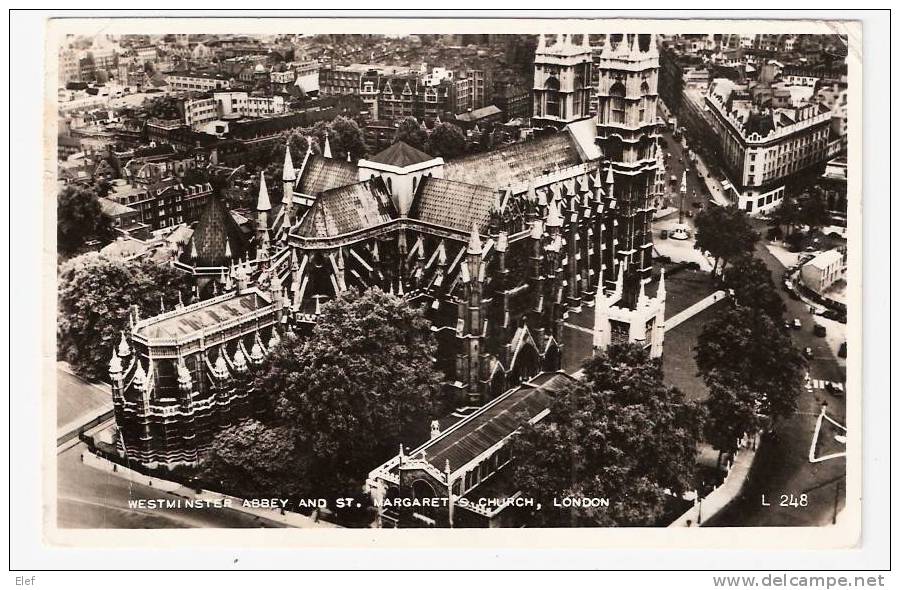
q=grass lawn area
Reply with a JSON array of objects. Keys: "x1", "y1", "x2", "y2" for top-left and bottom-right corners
[
  {"x1": 662, "y1": 299, "x2": 727, "y2": 403},
  {"x1": 57, "y1": 368, "x2": 112, "y2": 428}
]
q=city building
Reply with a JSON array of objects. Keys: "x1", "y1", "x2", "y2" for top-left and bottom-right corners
[
  {"x1": 705, "y1": 77, "x2": 834, "y2": 214},
  {"x1": 183, "y1": 92, "x2": 286, "y2": 130},
  {"x1": 107, "y1": 174, "x2": 213, "y2": 231},
  {"x1": 491, "y1": 82, "x2": 531, "y2": 121},
  {"x1": 164, "y1": 71, "x2": 232, "y2": 92},
  {"x1": 292, "y1": 60, "x2": 320, "y2": 96},
  {"x1": 800, "y1": 249, "x2": 846, "y2": 295},
  {"x1": 108, "y1": 282, "x2": 287, "y2": 468}
]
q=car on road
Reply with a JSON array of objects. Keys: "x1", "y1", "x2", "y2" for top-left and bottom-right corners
[
  {"x1": 803, "y1": 347, "x2": 814, "y2": 359},
  {"x1": 660, "y1": 229, "x2": 669, "y2": 239},
  {"x1": 686, "y1": 210, "x2": 694, "y2": 218},
  {"x1": 813, "y1": 323, "x2": 827, "y2": 337},
  {"x1": 793, "y1": 318, "x2": 802, "y2": 330},
  {"x1": 692, "y1": 200, "x2": 702, "y2": 208},
  {"x1": 825, "y1": 382, "x2": 845, "y2": 396}
]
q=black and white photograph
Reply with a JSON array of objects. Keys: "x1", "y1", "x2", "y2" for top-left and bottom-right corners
[
  {"x1": 9, "y1": 11, "x2": 892, "y2": 579},
  {"x1": 45, "y1": 19, "x2": 863, "y2": 537}
]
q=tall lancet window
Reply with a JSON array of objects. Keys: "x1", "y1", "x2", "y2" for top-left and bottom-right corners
[
  {"x1": 544, "y1": 76, "x2": 561, "y2": 118},
  {"x1": 609, "y1": 81, "x2": 626, "y2": 125}
]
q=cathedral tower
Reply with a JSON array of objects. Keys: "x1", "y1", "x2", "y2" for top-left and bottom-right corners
[
  {"x1": 595, "y1": 33, "x2": 661, "y2": 288},
  {"x1": 533, "y1": 33, "x2": 594, "y2": 129}
]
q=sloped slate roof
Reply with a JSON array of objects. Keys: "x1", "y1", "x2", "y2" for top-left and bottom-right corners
[
  {"x1": 296, "y1": 155, "x2": 359, "y2": 196},
  {"x1": 442, "y1": 132, "x2": 583, "y2": 189},
  {"x1": 409, "y1": 176, "x2": 496, "y2": 234},
  {"x1": 179, "y1": 195, "x2": 248, "y2": 267},
  {"x1": 421, "y1": 372, "x2": 574, "y2": 472},
  {"x1": 295, "y1": 178, "x2": 397, "y2": 238},
  {"x1": 368, "y1": 141, "x2": 435, "y2": 168}
]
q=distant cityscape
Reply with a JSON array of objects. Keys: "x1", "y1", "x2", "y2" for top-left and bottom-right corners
[{"x1": 56, "y1": 31, "x2": 850, "y2": 530}]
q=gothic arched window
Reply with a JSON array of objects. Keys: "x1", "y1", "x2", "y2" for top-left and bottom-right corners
[
  {"x1": 609, "y1": 81, "x2": 626, "y2": 125},
  {"x1": 544, "y1": 77, "x2": 561, "y2": 118},
  {"x1": 639, "y1": 81, "x2": 651, "y2": 123}
]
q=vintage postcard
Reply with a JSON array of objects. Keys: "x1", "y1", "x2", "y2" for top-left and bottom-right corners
[{"x1": 44, "y1": 15, "x2": 862, "y2": 550}]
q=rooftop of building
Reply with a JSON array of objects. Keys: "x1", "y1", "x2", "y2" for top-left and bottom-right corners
[
  {"x1": 295, "y1": 177, "x2": 396, "y2": 239},
  {"x1": 413, "y1": 371, "x2": 574, "y2": 473},
  {"x1": 409, "y1": 177, "x2": 496, "y2": 234},
  {"x1": 442, "y1": 131, "x2": 583, "y2": 190},
  {"x1": 296, "y1": 154, "x2": 359, "y2": 196},
  {"x1": 179, "y1": 194, "x2": 249, "y2": 268},
  {"x1": 366, "y1": 140, "x2": 434, "y2": 168},
  {"x1": 804, "y1": 249, "x2": 844, "y2": 270},
  {"x1": 135, "y1": 290, "x2": 270, "y2": 341},
  {"x1": 454, "y1": 105, "x2": 502, "y2": 123}
]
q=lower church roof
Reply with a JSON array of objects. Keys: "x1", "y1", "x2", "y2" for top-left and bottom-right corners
[
  {"x1": 409, "y1": 177, "x2": 496, "y2": 234},
  {"x1": 295, "y1": 177, "x2": 396, "y2": 239}
]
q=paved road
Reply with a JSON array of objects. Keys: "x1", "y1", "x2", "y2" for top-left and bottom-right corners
[
  {"x1": 706, "y1": 231, "x2": 847, "y2": 527},
  {"x1": 57, "y1": 442, "x2": 287, "y2": 528}
]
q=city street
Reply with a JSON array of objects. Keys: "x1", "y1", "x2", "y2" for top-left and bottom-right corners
[
  {"x1": 654, "y1": 108, "x2": 849, "y2": 526},
  {"x1": 706, "y1": 229, "x2": 847, "y2": 527},
  {"x1": 58, "y1": 441, "x2": 286, "y2": 528}
]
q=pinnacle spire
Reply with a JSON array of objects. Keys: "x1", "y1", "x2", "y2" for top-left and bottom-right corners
[
  {"x1": 606, "y1": 165, "x2": 615, "y2": 186},
  {"x1": 323, "y1": 135, "x2": 332, "y2": 159},
  {"x1": 257, "y1": 171, "x2": 271, "y2": 211},
  {"x1": 545, "y1": 199, "x2": 563, "y2": 228},
  {"x1": 657, "y1": 267, "x2": 666, "y2": 300},
  {"x1": 467, "y1": 222, "x2": 483, "y2": 255},
  {"x1": 282, "y1": 143, "x2": 296, "y2": 182}
]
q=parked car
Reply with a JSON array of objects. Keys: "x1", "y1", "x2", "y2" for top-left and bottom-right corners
[
  {"x1": 686, "y1": 210, "x2": 694, "y2": 218},
  {"x1": 793, "y1": 318, "x2": 802, "y2": 330},
  {"x1": 660, "y1": 229, "x2": 669, "y2": 239},
  {"x1": 813, "y1": 323, "x2": 827, "y2": 337},
  {"x1": 803, "y1": 347, "x2": 814, "y2": 359},
  {"x1": 838, "y1": 342, "x2": 847, "y2": 358}
]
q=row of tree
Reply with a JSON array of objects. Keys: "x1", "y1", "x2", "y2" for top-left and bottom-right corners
[{"x1": 698, "y1": 255, "x2": 806, "y2": 468}]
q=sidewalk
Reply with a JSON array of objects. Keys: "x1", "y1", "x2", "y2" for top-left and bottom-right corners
[
  {"x1": 669, "y1": 432, "x2": 761, "y2": 527},
  {"x1": 665, "y1": 290, "x2": 727, "y2": 332}
]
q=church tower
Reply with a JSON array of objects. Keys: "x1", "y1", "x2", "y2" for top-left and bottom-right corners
[
  {"x1": 595, "y1": 33, "x2": 661, "y2": 288},
  {"x1": 532, "y1": 33, "x2": 594, "y2": 129}
]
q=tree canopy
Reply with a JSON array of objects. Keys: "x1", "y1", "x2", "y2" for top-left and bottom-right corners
[
  {"x1": 57, "y1": 185, "x2": 114, "y2": 258},
  {"x1": 695, "y1": 306, "x2": 804, "y2": 426},
  {"x1": 202, "y1": 288, "x2": 447, "y2": 505},
  {"x1": 510, "y1": 343, "x2": 704, "y2": 526},
  {"x1": 694, "y1": 205, "x2": 759, "y2": 276},
  {"x1": 57, "y1": 254, "x2": 190, "y2": 381},
  {"x1": 722, "y1": 255, "x2": 786, "y2": 320},
  {"x1": 702, "y1": 373, "x2": 760, "y2": 464},
  {"x1": 393, "y1": 116, "x2": 428, "y2": 152},
  {"x1": 427, "y1": 122, "x2": 467, "y2": 160}
]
